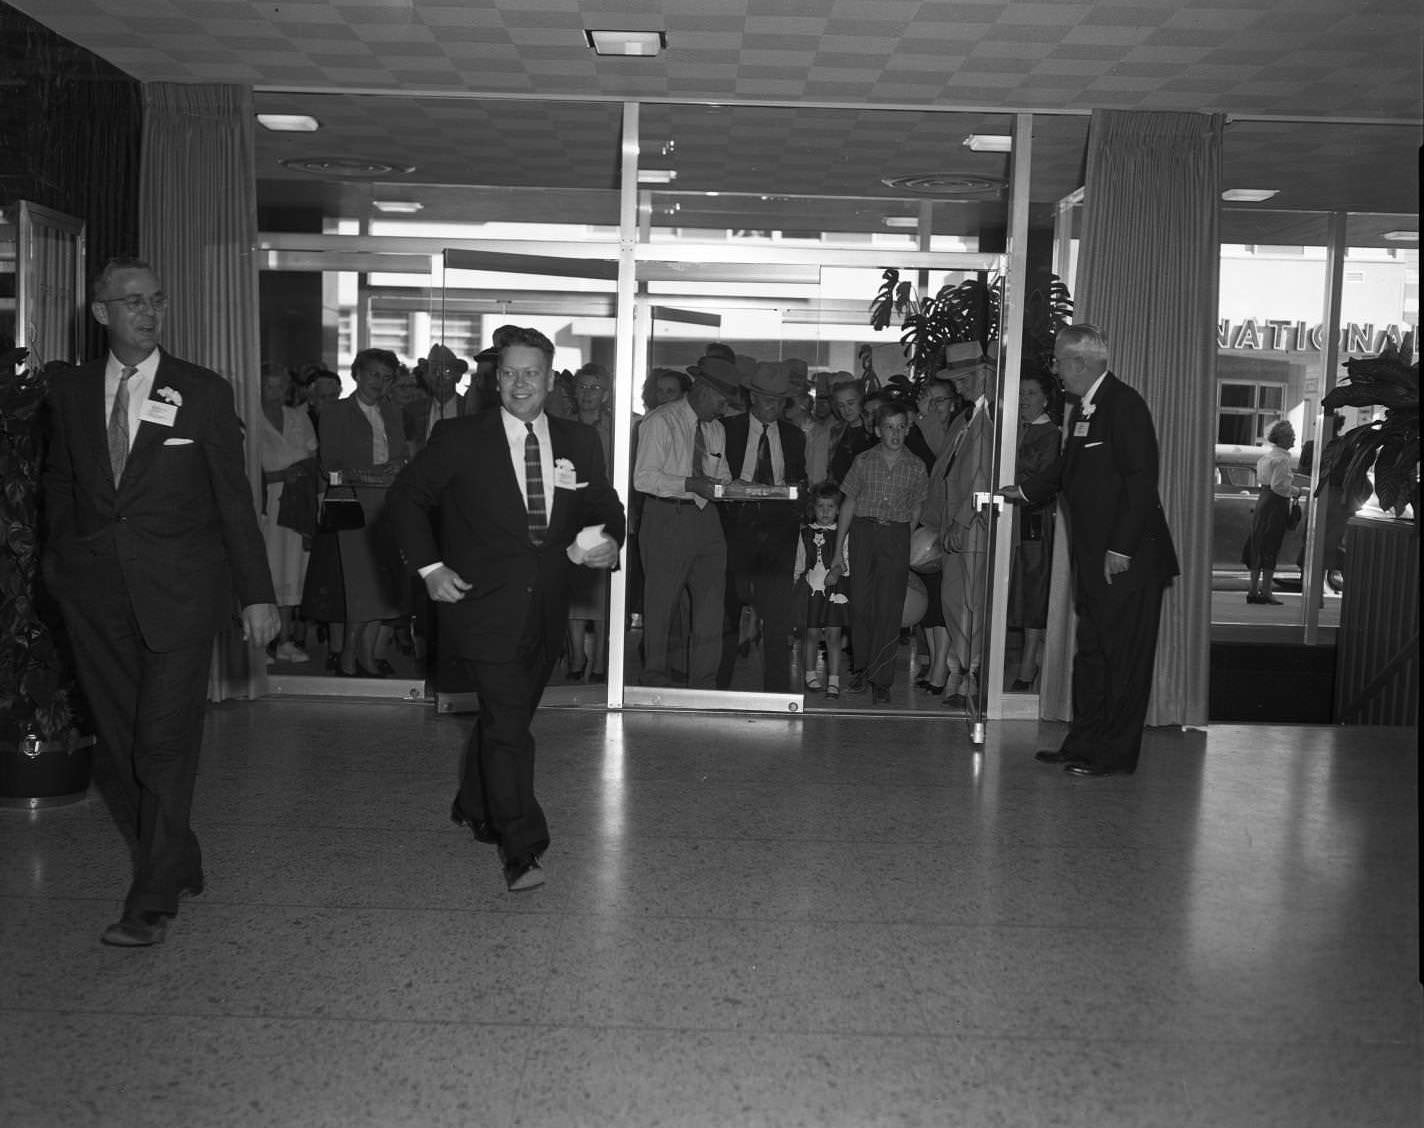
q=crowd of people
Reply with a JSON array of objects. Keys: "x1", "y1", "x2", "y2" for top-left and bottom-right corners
[{"x1": 256, "y1": 334, "x2": 1064, "y2": 704}]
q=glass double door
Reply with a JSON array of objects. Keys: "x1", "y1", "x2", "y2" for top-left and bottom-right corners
[{"x1": 433, "y1": 242, "x2": 1022, "y2": 727}]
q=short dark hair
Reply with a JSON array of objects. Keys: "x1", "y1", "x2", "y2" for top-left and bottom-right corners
[
  {"x1": 492, "y1": 324, "x2": 555, "y2": 363},
  {"x1": 91, "y1": 256, "x2": 156, "y2": 302},
  {"x1": 805, "y1": 480, "x2": 844, "y2": 522},
  {"x1": 875, "y1": 400, "x2": 912, "y2": 428},
  {"x1": 642, "y1": 367, "x2": 691, "y2": 412},
  {"x1": 352, "y1": 348, "x2": 399, "y2": 378}
]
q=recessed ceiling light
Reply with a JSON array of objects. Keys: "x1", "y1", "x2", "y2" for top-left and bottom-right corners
[
  {"x1": 883, "y1": 217, "x2": 920, "y2": 229},
  {"x1": 1222, "y1": 188, "x2": 1279, "y2": 202},
  {"x1": 1381, "y1": 230, "x2": 1418, "y2": 242},
  {"x1": 963, "y1": 134, "x2": 1012, "y2": 153},
  {"x1": 585, "y1": 29, "x2": 667, "y2": 57},
  {"x1": 256, "y1": 114, "x2": 320, "y2": 132},
  {"x1": 637, "y1": 169, "x2": 677, "y2": 185},
  {"x1": 373, "y1": 200, "x2": 423, "y2": 214}
]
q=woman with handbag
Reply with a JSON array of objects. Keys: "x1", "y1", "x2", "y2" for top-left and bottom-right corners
[
  {"x1": 1243, "y1": 419, "x2": 1300, "y2": 606},
  {"x1": 314, "y1": 349, "x2": 410, "y2": 676}
]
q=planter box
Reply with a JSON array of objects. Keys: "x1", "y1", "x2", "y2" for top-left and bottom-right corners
[
  {"x1": 1334, "y1": 515, "x2": 1419, "y2": 725},
  {"x1": 0, "y1": 728, "x2": 95, "y2": 809}
]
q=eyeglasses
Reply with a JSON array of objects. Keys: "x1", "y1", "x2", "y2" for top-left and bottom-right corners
[
  {"x1": 102, "y1": 293, "x2": 168, "y2": 314},
  {"x1": 574, "y1": 383, "x2": 605, "y2": 393}
]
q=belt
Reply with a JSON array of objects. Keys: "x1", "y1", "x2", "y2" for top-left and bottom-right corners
[
  {"x1": 854, "y1": 515, "x2": 909, "y2": 528},
  {"x1": 650, "y1": 496, "x2": 700, "y2": 508}
]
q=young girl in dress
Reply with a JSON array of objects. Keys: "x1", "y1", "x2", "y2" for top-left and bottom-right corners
[{"x1": 793, "y1": 483, "x2": 851, "y2": 698}]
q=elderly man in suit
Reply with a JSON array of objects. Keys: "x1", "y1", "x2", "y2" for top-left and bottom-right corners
[
  {"x1": 1004, "y1": 323, "x2": 1179, "y2": 777},
  {"x1": 716, "y1": 360, "x2": 807, "y2": 692},
  {"x1": 387, "y1": 325, "x2": 625, "y2": 892},
  {"x1": 405, "y1": 342, "x2": 472, "y2": 454},
  {"x1": 43, "y1": 256, "x2": 278, "y2": 946}
]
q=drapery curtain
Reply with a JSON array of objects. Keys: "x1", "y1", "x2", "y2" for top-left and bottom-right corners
[
  {"x1": 139, "y1": 83, "x2": 266, "y2": 702},
  {"x1": 1040, "y1": 109, "x2": 1220, "y2": 729}
]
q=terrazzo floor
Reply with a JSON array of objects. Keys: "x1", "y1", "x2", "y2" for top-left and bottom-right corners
[{"x1": 1, "y1": 701, "x2": 1418, "y2": 1128}]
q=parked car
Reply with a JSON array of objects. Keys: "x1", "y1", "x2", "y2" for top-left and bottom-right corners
[{"x1": 1211, "y1": 444, "x2": 1343, "y2": 592}]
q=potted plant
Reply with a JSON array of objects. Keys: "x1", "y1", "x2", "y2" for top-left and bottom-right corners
[
  {"x1": 870, "y1": 268, "x2": 1074, "y2": 387},
  {"x1": 1319, "y1": 333, "x2": 1419, "y2": 522},
  {"x1": 0, "y1": 341, "x2": 93, "y2": 807}
]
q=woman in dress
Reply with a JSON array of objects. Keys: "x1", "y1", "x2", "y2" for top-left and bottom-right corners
[
  {"x1": 258, "y1": 363, "x2": 319, "y2": 663},
  {"x1": 565, "y1": 364, "x2": 614, "y2": 680},
  {"x1": 1244, "y1": 419, "x2": 1299, "y2": 605},
  {"x1": 1007, "y1": 371, "x2": 1060, "y2": 690}
]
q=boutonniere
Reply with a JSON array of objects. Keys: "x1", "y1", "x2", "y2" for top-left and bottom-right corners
[
  {"x1": 554, "y1": 457, "x2": 575, "y2": 474},
  {"x1": 552, "y1": 456, "x2": 585, "y2": 490},
  {"x1": 1080, "y1": 402, "x2": 1096, "y2": 419},
  {"x1": 156, "y1": 386, "x2": 183, "y2": 407}
]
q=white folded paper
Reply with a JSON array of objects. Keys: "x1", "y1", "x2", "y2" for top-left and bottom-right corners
[{"x1": 565, "y1": 523, "x2": 608, "y2": 565}]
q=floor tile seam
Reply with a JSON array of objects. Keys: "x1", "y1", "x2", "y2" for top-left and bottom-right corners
[{"x1": 7, "y1": 1007, "x2": 1414, "y2": 1051}]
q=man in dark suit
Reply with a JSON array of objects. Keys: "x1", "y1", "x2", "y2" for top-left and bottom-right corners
[
  {"x1": 716, "y1": 361, "x2": 807, "y2": 692},
  {"x1": 1004, "y1": 323, "x2": 1179, "y2": 777},
  {"x1": 42, "y1": 256, "x2": 279, "y2": 946},
  {"x1": 386, "y1": 325, "x2": 625, "y2": 892},
  {"x1": 404, "y1": 342, "x2": 472, "y2": 454}
]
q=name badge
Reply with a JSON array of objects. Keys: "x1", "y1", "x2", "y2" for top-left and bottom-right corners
[
  {"x1": 139, "y1": 400, "x2": 179, "y2": 427},
  {"x1": 553, "y1": 463, "x2": 578, "y2": 490},
  {"x1": 1072, "y1": 421, "x2": 1090, "y2": 439}
]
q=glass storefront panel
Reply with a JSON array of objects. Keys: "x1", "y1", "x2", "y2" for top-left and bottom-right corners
[{"x1": 1213, "y1": 209, "x2": 1336, "y2": 631}]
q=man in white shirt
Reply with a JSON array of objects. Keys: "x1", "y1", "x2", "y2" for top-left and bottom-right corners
[{"x1": 632, "y1": 355, "x2": 738, "y2": 688}]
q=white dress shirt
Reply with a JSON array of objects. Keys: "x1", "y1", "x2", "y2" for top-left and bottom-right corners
[
  {"x1": 500, "y1": 407, "x2": 554, "y2": 513},
  {"x1": 104, "y1": 349, "x2": 160, "y2": 444},
  {"x1": 632, "y1": 397, "x2": 730, "y2": 508}
]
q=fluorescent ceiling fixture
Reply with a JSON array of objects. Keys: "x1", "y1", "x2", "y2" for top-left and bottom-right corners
[
  {"x1": 1221, "y1": 188, "x2": 1279, "y2": 202},
  {"x1": 1381, "y1": 230, "x2": 1418, "y2": 242},
  {"x1": 883, "y1": 216, "x2": 920, "y2": 229},
  {"x1": 963, "y1": 134, "x2": 1012, "y2": 153},
  {"x1": 256, "y1": 114, "x2": 319, "y2": 132},
  {"x1": 372, "y1": 200, "x2": 423, "y2": 214},
  {"x1": 637, "y1": 168, "x2": 677, "y2": 184},
  {"x1": 585, "y1": 29, "x2": 667, "y2": 57}
]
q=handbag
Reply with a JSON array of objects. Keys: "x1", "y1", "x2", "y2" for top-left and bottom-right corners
[
  {"x1": 908, "y1": 524, "x2": 943, "y2": 573},
  {"x1": 1286, "y1": 497, "x2": 1303, "y2": 531},
  {"x1": 317, "y1": 485, "x2": 365, "y2": 532}
]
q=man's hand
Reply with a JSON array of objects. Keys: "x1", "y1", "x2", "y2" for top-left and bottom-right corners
[
  {"x1": 582, "y1": 534, "x2": 620, "y2": 570},
  {"x1": 943, "y1": 524, "x2": 966, "y2": 553},
  {"x1": 683, "y1": 476, "x2": 720, "y2": 500},
  {"x1": 1104, "y1": 550, "x2": 1131, "y2": 585},
  {"x1": 241, "y1": 603, "x2": 281, "y2": 650},
  {"x1": 999, "y1": 485, "x2": 1026, "y2": 504},
  {"x1": 424, "y1": 564, "x2": 472, "y2": 602}
]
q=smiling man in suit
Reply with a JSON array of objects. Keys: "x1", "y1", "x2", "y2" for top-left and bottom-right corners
[
  {"x1": 43, "y1": 257, "x2": 279, "y2": 946},
  {"x1": 1003, "y1": 323, "x2": 1179, "y2": 777},
  {"x1": 386, "y1": 325, "x2": 625, "y2": 893}
]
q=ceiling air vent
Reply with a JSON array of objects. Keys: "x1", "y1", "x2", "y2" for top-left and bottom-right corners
[
  {"x1": 279, "y1": 157, "x2": 415, "y2": 179},
  {"x1": 880, "y1": 173, "x2": 1004, "y2": 199}
]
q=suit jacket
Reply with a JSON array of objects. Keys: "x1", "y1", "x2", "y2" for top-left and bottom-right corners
[
  {"x1": 318, "y1": 395, "x2": 408, "y2": 477},
  {"x1": 1020, "y1": 372, "x2": 1179, "y2": 601},
  {"x1": 720, "y1": 414, "x2": 808, "y2": 492},
  {"x1": 42, "y1": 350, "x2": 275, "y2": 652},
  {"x1": 385, "y1": 409, "x2": 626, "y2": 663},
  {"x1": 402, "y1": 394, "x2": 473, "y2": 454},
  {"x1": 940, "y1": 401, "x2": 995, "y2": 555}
]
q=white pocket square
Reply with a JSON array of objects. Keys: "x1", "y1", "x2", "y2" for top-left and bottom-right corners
[
  {"x1": 1083, "y1": 441, "x2": 1104, "y2": 448},
  {"x1": 163, "y1": 437, "x2": 195, "y2": 446}
]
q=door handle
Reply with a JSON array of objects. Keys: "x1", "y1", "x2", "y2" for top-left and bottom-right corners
[{"x1": 973, "y1": 492, "x2": 1004, "y2": 514}]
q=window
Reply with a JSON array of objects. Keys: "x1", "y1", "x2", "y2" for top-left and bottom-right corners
[
  {"x1": 368, "y1": 312, "x2": 410, "y2": 359},
  {"x1": 1217, "y1": 380, "x2": 1286, "y2": 445}
]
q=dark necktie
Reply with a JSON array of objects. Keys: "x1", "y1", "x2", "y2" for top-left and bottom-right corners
[
  {"x1": 692, "y1": 420, "x2": 707, "y2": 476},
  {"x1": 108, "y1": 365, "x2": 137, "y2": 482},
  {"x1": 524, "y1": 423, "x2": 547, "y2": 545},
  {"x1": 753, "y1": 425, "x2": 774, "y2": 485}
]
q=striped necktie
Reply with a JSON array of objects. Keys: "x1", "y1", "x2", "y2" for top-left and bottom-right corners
[
  {"x1": 108, "y1": 365, "x2": 137, "y2": 482},
  {"x1": 524, "y1": 422, "x2": 548, "y2": 545}
]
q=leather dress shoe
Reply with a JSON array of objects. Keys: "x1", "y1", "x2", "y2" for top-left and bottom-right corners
[
  {"x1": 100, "y1": 911, "x2": 168, "y2": 947},
  {"x1": 449, "y1": 797, "x2": 498, "y2": 845},
  {"x1": 504, "y1": 855, "x2": 545, "y2": 892},
  {"x1": 1035, "y1": 748, "x2": 1083, "y2": 764},
  {"x1": 1064, "y1": 762, "x2": 1129, "y2": 777}
]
